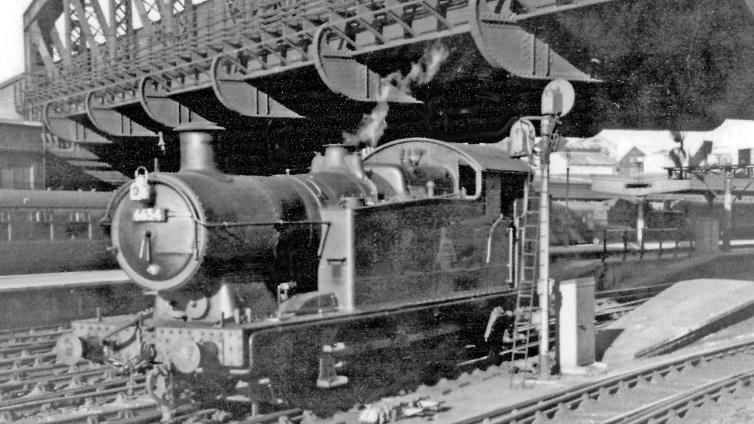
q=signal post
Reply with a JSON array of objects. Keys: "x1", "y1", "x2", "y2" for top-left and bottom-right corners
[{"x1": 535, "y1": 81, "x2": 573, "y2": 378}]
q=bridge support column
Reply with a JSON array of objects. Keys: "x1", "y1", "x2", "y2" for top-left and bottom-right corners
[
  {"x1": 722, "y1": 175, "x2": 732, "y2": 252},
  {"x1": 636, "y1": 197, "x2": 645, "y2": 247}
]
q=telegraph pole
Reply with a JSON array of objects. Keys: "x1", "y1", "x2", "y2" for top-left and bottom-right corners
[{"x1": 722, "y1": 171, "x2": 732, "y2": 252}]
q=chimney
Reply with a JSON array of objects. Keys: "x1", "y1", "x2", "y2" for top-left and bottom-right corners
[
  {"x1": 174, "y1": 122, "x2": 225, "y2": 173},
  {"x1": 323, "y1": 144, "x2": 348, "y2": 169}
]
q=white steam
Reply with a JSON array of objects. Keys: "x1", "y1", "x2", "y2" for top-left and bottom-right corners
[{"x1": 343, "y1": 43, "x2": 449, "y2": 147}]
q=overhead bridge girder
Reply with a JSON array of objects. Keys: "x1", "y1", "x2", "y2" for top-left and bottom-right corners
[
  {"x1": 310, "y1": 0, "x2": 596, "y2": 105},
  {"x1": 139, "y1": 76, "x2": 212, "y2": 128},
  {"x1": 510, "y1": 0, "x2": 618, "y2": 21},
  {"x1": 86, "y1": 92, "x2": 156, "y2": 137},
  {"x1": 32, "y1": 0, "x2": 609, "y2": 140},
  {"x1": 44, "y1": 101, "x2": 111, "y2": 144},
  {"x1": 469, "y1": 0, "x2": 597, "y2": 81},
  {"x1": 210, "y1": 56, "x2": 302, "y2": 118},
  {"x1": 314, "y1": 27, "x2": 422, "y2": 104},
  {"x1": 312, "y1": 0, "x2": 469, "y2": 104}
]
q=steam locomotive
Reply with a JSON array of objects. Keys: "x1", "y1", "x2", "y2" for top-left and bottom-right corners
[{"x1": 56, "y1": 122, "x2": 535, "y2": 414}]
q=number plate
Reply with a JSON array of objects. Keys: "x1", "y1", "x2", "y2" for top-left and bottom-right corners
[{"x1": 132, "y1": 208, "x2": 167, "y2": 222}]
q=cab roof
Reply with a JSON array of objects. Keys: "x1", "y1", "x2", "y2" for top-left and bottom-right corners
[{"x1": 365, "y1": 137, "x2": 531, "y2": 174}]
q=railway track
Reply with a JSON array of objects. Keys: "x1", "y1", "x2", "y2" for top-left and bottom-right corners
[
  {"x1": 457, "y1": 340, "x2": 754, "y2": 424},
  {"x1": 0, "y1": 324, "x2": 312, "y2": 423},
  {"x1": 0, "y1": 284, "x2": 664, "y2": 423}
]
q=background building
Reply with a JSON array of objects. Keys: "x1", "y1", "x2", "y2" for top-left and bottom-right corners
[
  {"x1": 547, "y1": 119, "x2": 754, "y2": 179},
  {"x1": 0, "y1": 76, "x2": 116, "y2": 190}
]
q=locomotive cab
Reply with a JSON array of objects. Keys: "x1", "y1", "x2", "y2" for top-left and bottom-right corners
[{"x1": 316, "y1": 138, "x2": 531, "y2": 312}]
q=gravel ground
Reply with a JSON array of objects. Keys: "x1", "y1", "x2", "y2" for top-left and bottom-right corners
[
  {"x1": 301, "y1": 276, "x2": 754, "y2": 424},
  {"x1": 674, "y1": 385, "x2": 754, "y2": 424}
]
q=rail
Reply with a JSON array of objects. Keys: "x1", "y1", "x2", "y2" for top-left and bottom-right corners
[
  {"x1": 599, "y1": 226, "x2": 691, "y2": 260},
  {"x1": 456, "y1": 339, "x2": 754, "y2": 424},
  {"x1": 604, "y1": 368, "x2": 754, "y2": 424},
  {"x1": 553, "y1": 223, "x2": 754, "y2": 262},
  {"x1": 0, "y1": 283, "x2": 661, "y2": 423}
]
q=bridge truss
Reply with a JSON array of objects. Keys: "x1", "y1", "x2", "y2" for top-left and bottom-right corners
[{"x1": 18, "y1": 0, "x2": 737, "y2": 181}]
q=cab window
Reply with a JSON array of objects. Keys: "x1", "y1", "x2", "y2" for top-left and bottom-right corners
[{"x1": 458, "y1": 162, "x2": 477, "y2": 197}]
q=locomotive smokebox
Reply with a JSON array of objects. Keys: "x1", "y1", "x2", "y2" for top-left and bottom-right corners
[
  {"x1": 109, "y1": 123, "x2": 377, "y2": 322},
  {"x1": 175, "y1": 122, "x2": 225, "y2": 173}
]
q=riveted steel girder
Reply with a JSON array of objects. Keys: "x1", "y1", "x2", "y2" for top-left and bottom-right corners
[
  {"x1": 469, "y1": 0, "x2": 596, "y2": 81},
  {"x1": 139, "y1": 75, "x2": 210, "y2": 127},
  {"x1": 311, "y1": 0, "x2": 596, "y2": 104},
  {"x1": 210, "y1": 55, "x2": 302, "y2": 118},
  {"x1": 313, "y1": 25, "x2": 420, "y2": 104},
  {"x1": 86, "y1": 91, "x2": 156, "y2": 136},
  {"x1": 26, "y1": 0, "x2": 612, "y2": 136},
  {"x1": 44, "y1": 101, "x2": 111, "y2": 144},
  {"x1": 310, "y1": 0, "x2": 472, "y2": 103},
  {"x1": 511, "y1": 0, "x2": 617, "y2": 20}
]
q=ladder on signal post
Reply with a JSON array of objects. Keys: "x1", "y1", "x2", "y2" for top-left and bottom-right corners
[{"x1": 509, "y1": 180, "x2": 540, "y2": 387}]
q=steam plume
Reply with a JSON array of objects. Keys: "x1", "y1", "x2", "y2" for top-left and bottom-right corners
[{"x1": 343, "y1": 43, "x2": 449, "y2": 147}]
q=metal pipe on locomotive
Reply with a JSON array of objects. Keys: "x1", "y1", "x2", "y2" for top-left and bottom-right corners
[{"x1": 55, "y1": 115, "x2": 548, "y2": 413}]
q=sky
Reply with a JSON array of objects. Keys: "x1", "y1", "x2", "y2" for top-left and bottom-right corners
[{"x1": 0, "y1": 1, "x2": 33, "y2": 83}]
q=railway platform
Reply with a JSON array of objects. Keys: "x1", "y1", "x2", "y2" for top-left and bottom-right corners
[
  {"x1": 319, "y1": 339, "x2": 754, "y2": 424},
  {"x1": 602, "y1": 278, "x2": 754, "y2": 364},
  {"x1": 0, "y1": 270, "x2": 150, "y2": 329}
]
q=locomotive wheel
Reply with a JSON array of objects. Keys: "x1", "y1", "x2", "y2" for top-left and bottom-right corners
[
  {"x1": 418, "y1": 333, "x2": 464, "y2": 386},
  {"x1": 146, "y1": 365, "x2": 175, "y2": 418}
]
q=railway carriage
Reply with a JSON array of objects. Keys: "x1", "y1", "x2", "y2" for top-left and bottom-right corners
[{"x1": 0, "y1": 189, "x2": 115, "y2": 275}]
